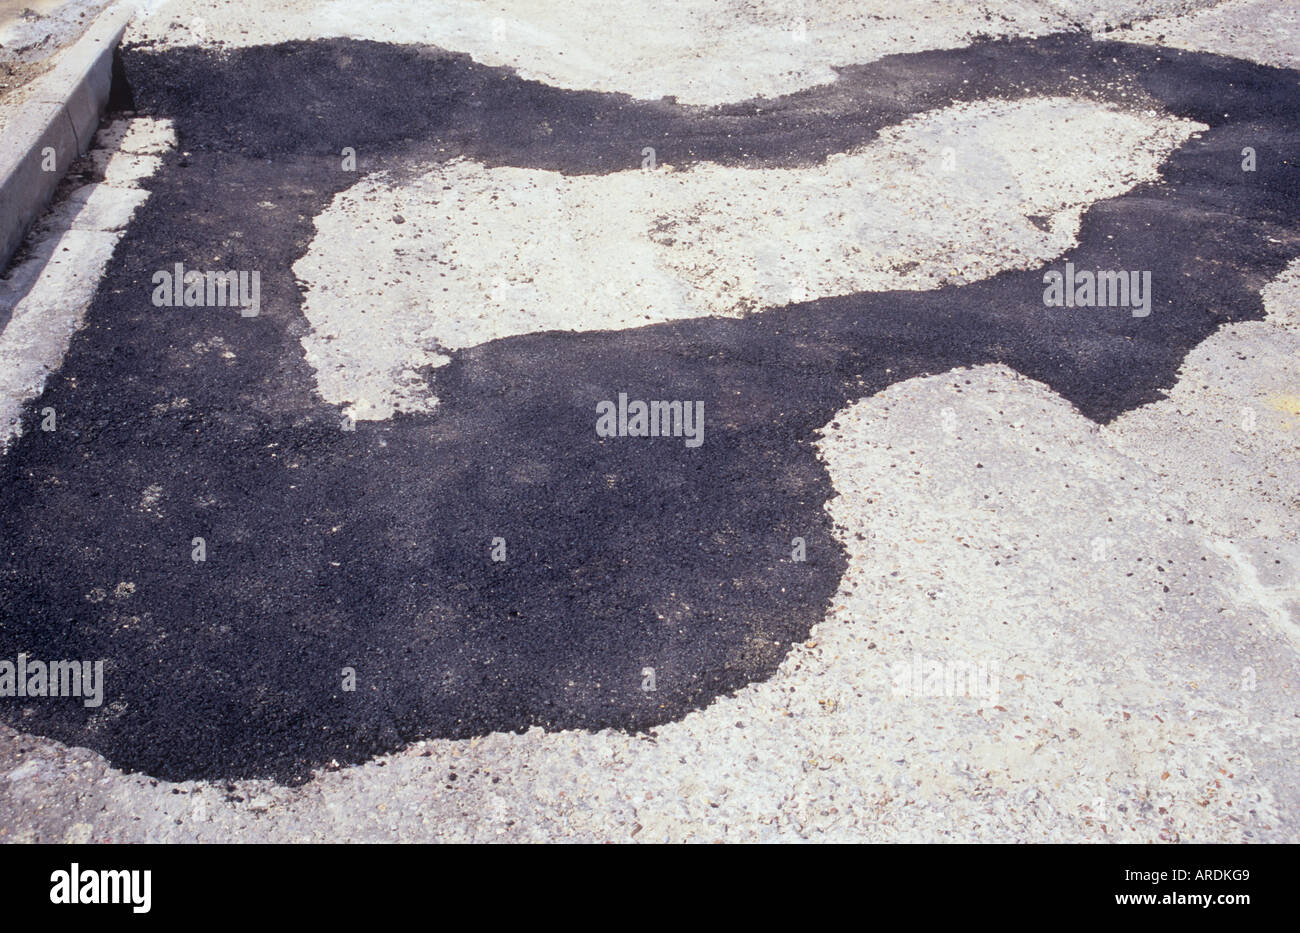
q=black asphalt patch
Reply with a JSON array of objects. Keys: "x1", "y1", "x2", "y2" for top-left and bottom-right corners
[{"x1": 1, "y1": 35, "x2": 1297, "y2": 783}]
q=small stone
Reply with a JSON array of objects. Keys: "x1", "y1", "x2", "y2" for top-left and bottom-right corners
[
  {"x1": 64, "y1": 823, "x2": 93, "y2": 844},
  {"x1": 6, "y1": 761, "x2": 42, "y2": 782}
]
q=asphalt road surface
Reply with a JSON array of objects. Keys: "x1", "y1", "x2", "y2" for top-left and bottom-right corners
[{"x1": 0, "y1": 32, "x2": 1296, "y2": 785}]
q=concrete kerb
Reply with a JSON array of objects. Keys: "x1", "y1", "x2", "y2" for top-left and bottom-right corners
[{"x1": 0, "y1": 3, "x2": 133, "y2": 271}]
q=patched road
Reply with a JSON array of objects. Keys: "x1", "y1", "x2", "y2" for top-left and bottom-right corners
[{"x1": 1, "y1": 29, "x2": 1297, "y2": 790}]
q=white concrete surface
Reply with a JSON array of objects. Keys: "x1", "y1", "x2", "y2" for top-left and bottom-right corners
[{"x1": 124, "y1": 0, "x2": 1230, "y2": 106}]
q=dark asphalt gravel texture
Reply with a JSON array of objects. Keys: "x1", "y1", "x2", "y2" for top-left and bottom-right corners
[{"x1": 0, "y1": 34, "x2": 1297, "y2": 783}]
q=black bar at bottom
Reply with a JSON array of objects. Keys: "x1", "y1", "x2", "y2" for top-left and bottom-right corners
[{"x1": 0, "y1": 842, "x2": 1287, "y2": 920}]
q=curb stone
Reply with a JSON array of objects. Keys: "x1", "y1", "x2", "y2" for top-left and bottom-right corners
[{"x1": 0, "y1": 2, "x2": 132, "y2": 271}]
